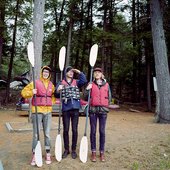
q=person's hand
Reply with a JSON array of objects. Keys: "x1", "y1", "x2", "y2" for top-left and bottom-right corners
[
  {"x1": 32, "y1": 89, "x2": 37, "y2": 94},
  {"x1": 86, "y1": 83, "x2": 92, "y2": 90},
  {"x1": 72, "y1": 69, "x2": 81, "y2": 74},
  {"x1": 57, "y1": 85, "x2": 64, "y2": 91}
]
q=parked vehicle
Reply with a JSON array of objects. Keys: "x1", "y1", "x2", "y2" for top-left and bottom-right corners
[
  {"x1": 10, "y1": 77, "x2": 29, "y2": 90},
  {"x1": 16, "y1": 97, "x2": 120, "y2": 116},
  {"x1": 16, "y1": 98, "x2": 88, "y2": 116},
  {"x1": 0, "y1": 76, "x2": 30, "y2": 90}
]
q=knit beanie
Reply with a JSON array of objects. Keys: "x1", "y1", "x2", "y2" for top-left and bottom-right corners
[{"x1": 65, "y1": 66, "x2": 73, "y2": 73}]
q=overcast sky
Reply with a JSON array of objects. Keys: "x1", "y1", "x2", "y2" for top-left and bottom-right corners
[{"x1": 117, "y1": 0, "x2": 131, "y2": 21}]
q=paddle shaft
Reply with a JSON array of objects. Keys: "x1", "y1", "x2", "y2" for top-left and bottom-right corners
[
  {"x1": 58, "y1": 71, "x2": 63, "y2": 134},
  {"x1": 32, "y1": 67, "x2": 40, "y2": 141},
  {"x1": 84, "y1": 67, "x2": 94, "y2": 136}
]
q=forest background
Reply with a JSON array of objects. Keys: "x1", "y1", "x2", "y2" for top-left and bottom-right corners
[{"x1": 0, "y1": 0, "x2": 170, "y2": 122}]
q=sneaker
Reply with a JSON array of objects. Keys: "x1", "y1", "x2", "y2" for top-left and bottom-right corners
[
  {"x1": 71, "y1": 151, "x2": 77, "y2": 159},
  {"x1": 45, "y1": 153, "x2": 52, "y2": 165},
  {"x1": 62, "y1": 150, "x2": 70, "y2": 158},
  {"x1": 91, "y1": 152, "x2": 96, "y2": 162},
  {"x1": 30, "y1": 153, "x2": 36, "y2": 166}
]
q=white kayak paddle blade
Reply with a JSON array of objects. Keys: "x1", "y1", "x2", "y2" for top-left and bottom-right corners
[
  {"x1": 89, "y1": 44, "x2": 98, "y2": 67},
  {"x1": 27, "y1": 42, "x2": 35, "y2": 67},
  {"x1": 35, "y1": 141, "x2": 43, "y2": 167},
  {"x1": 59, "y1": 46, "x2": 66, "y2": 71},
  {"x1": 55, "y1": 134, "x2": 62, "y2": 162},
  {"x1": 79, "y1": 136, "x2": 88, "y2": 163}
]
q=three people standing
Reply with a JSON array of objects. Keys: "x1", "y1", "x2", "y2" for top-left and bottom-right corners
[{"x1": 21, "y1": 64, "x2": 110, "y2": 165}]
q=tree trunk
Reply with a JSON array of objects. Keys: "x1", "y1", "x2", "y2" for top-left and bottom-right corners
[
  {"x1": 132, "y1": 0, "x2": 137, "y2": 102},
  {"x1": 150, "y1": 0, "x2": 170, "y2": 123},
  {"x1": 74, "y1": 0, "x2": 84, "y2": 68},
  {"x1": 145, "y1": 49, "x2": 152, "y2": 111},
  {"x1": 32, "y1": 0, "x2": 45, "y2": 79},
  {"x1": 101, "y1": 0, "x2": 107, "y2": 71},
  {"x1": 52, "y1": 0, "x2": 65, "y2": 86},
  {"x1": 66, "y1": 18, "x2": 73, "y2": 67},
  {"x1": 136, "y1": 0, "x2": 142, "y2": 103},
  {"x1": 0, "y1": 0, "x2": 5, "y2": 76},
  {"x1": 5, "y1": 0, "x2": 20, "y2": 103},
  {"x1": 81, "y1": 0, "x2": 93, "y2": 75},
  {"x1": 165, "y1": 0, "x2": 170, "y2": 68},
  {"x1": 145, "y1": 0, "x2": 152, "y2": 111},
  {"x1": 66, "y1": 1, "x2": 80, "y2": 67}
]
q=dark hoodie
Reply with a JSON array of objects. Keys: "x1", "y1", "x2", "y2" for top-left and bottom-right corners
[{"x1": 55, "y1": 66, "x2": 87, "y2": 112}]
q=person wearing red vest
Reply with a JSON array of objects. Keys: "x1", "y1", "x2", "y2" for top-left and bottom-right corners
[
  {"x1": 86, "y1": 67, "x2": 112, "y2": 162},
  {"x1": 55, "y1": 66, "x2": 87, "y2": 159},
  {"x1": 21, "y1": 66, "x2": 55, "y2": 166}
]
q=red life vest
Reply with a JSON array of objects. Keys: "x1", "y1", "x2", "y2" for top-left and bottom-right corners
[
  {"x1": 90, "y1": 82, "x2": 109, "y2": 107},
  {"x1": 61, "y1": 79, "x2": 77, "y2": 86},
  {"x1": 32, "y1": 80, "x2": 53, "y2": 106}
]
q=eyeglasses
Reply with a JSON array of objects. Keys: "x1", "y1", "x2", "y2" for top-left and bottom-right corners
[{"x1": 43, "y1": 70, "x2": 50, "y2": 73}]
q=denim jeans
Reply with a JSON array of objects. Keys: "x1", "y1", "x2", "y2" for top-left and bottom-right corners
[
  {"x1": 62, "y1": 109, "x2": 79, "y2": 151},
  {"x1": 89, "y1": 113, "x2": 107, "y2": 153},
  {"x1": 31, "y1": 113, "x2": 52, "y2": 151}
]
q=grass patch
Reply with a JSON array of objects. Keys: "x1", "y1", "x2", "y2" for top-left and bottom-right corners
[
  {"x1": 131, "y1": 161, "x2": 140, "y2": 170},
  {"x1": 157, "y1": 159, "x2": 170, "y2": 170}
]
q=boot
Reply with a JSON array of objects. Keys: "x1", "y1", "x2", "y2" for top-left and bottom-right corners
[
  {"x1": 91, "y1": 152, "x2": 96, "y2": 162},
  {"x1": 71, "y1": 150, "x2": 77, "y2": 159},
  {"x1": 62, "y1": 150, "x2": 70, "y2": 158},
  {"x1": 100, "y1": 152, "x2": 105, "y2": 162}
]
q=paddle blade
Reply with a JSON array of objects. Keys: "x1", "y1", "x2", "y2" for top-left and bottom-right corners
[
  {"x1": 79, "y1": 136, "x2": 88, "y2": 163},
  {"x1": 27, "y1": 42, "x2": 35, "y2": 67},
  {"x1": 89, "y1": 44, "x2": 98, "y2": 67},
  {"x1": 59, "y1": 46, "x2": 66, "y2": 71},
  {"x1": 55, "y1": 134, "x2": 62, "y2": 162},
  {"x1": 35, "y1": 141, "x2": 43, "y2": 167}
]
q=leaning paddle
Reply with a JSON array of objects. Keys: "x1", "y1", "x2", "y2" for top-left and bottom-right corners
[
  {"x1": 55, "y1": 46, "x2": 66, "y2": 162},
  {"x1": 27, "y1": 42, "x2": 43, "y2": 167},
  {"x1": 79, "y1": 44, "x2": 98, "y2": 163}
]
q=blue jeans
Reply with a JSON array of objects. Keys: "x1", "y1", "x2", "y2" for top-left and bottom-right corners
[
  {"x1": 62, "y1": 109, "x2": 79, "y2": 151},
  {"x1": 31, "y1": 113, "x2": 52, "y2": 151},
  {"x1": 89, "y1": 113, "x2": 107, "y2": 153}
]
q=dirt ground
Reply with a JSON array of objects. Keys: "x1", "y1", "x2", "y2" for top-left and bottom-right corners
[{"x1": 1, "y1": 106, "x2": 170, "y2": 170}]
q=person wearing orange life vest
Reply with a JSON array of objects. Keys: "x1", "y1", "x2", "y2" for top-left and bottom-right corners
[
  {"x1": 21, "y1": 66, "x2": 56, "y2": 166},
  {"x1": 55, "y1": 66, "x2": 87, "y2": 159},
  {"x1": 86, "y1": 67, "x2": 112, "y2": 162}
]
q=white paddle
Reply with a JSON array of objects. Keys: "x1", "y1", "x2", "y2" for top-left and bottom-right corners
[
  {"x1": 27, "y1": 42, "x2": 43, "y2": 167},
  {"x1": 55, "y1": 46, "x2": 66, "y2": 162},
  {"x1": 79, "y1": 44, "x2": 98, "y2": 163}
]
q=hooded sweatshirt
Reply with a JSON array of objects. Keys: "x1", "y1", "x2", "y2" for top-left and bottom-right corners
[{"x1": 21, "y1": 66, "x2": 56, "y2": 114}]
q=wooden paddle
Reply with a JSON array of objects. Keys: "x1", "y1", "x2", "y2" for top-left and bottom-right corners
[
  {"x1": 27, "y1": 42, "x2": 43, "y2": 167},
  {"x1": 79, "y1": 44, "x2": 98, "y2": 163},
  {"x1": 55, "y1": 46, "x2": 66, "y2": 162}
]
